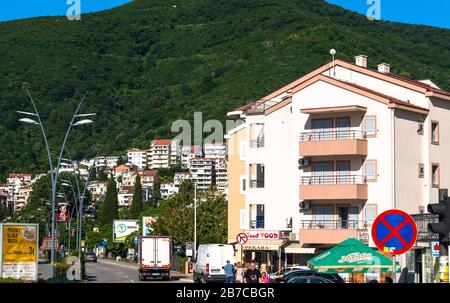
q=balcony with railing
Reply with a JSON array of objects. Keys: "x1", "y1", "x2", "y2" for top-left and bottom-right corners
[
  {"x1": 411, "y1": 213, "x2": 439, "y2": 242},
  {"x1": 249, "y1": 137, "x2": 265, "y2": 148},
  {"x1": 299, "y1": 220, "x2": 367, "y2": 245},
  {"x1": 249, "y1": 179, "x2": 265, "y2": 189},
  {"x1": 299, "y1": 175, "x2": 368, "y2": 200},
  {"x1": 249, "y1": 219, "x2": 265, "y2": 229},
  {"x1": 299, "y1": 130, "x2": 367, "y2": 156}
]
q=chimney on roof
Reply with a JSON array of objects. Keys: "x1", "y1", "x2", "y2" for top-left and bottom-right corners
[
  {"x1": 378, "y1": 63, "x2": 391, "y2": 74},
  {"x1": 355, "y1": 55, "x2": 367, "y2": 68}
]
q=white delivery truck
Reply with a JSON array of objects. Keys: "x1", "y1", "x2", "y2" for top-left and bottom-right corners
[
  {"x1": 138, "y1": 236, "x2": 172, "y2": 281},
  {"x1": 193, "y1": 244, "x2": 236, "y2": 283}
]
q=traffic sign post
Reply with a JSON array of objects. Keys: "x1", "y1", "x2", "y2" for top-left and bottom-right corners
[
  {"x1": 372, "y1": 210, "x2": 418, "y2": 282},
  {"x1": 236, "y1": 233, "x2": 248, "y2": 264}
]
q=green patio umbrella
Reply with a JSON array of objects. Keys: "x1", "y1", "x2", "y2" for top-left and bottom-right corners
[{"x1": 308, "y1": 238, "x2": 401, "y2": 274}]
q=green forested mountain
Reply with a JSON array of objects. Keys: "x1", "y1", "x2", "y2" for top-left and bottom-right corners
[{"x1": 1, "y1": 0, "x2": 449, "y2": 178}]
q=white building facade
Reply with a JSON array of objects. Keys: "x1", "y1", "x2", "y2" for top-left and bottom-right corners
[{"x1": 226, "y1": 56, "x2": 450, "y2": 282}]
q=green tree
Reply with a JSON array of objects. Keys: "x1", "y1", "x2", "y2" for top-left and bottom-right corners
[
  {"x1": 98, "y1": 177, "x2": 119, "y2": 226},
  {"x1": 129, "y1": 175, "x2": 143, "y2": 219},
  {"x1": 151, "y1": 181, "x2": 227, "y2": 246},
  {"x1": 152, "y1": 176, "x2": 161, "y2": 207},
  {"x1": 0, "y1": 202, "x2": 9, "y2": 221}
]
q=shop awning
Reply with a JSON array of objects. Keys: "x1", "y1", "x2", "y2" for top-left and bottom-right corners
[
  {"x1": 284, "y1": 243, "x2": 316, "y2": 254},
  {"x1": 242, "y1": 240, "x2": 285, "y2": 251}
]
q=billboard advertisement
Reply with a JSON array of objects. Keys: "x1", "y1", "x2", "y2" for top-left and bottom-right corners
[
  {"x1": 0, "y1": 223, "x2": 39, "y2": 281},
  {"x1": 113, "y1": 220, "x2": 139, "y2": 243},
  {"x1": 142, "y1": 216, "x2": 157, "y2": 236}
]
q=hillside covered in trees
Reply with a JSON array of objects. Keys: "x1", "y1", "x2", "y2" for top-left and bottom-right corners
[{"x1": 1, "y1": 0, "x2": 449, "y2": 178}]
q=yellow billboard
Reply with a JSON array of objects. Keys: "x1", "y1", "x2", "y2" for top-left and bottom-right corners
[{"x1": 1, "y1": 224, "x2": 39, "y2": 281}]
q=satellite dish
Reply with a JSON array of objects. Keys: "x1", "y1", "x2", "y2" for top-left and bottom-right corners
[{"x1": 330, "y1": 49, "x2": 336, "y2": 55}]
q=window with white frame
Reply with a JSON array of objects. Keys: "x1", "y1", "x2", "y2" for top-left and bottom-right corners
[
  {"x1": 364, "y1": 206, "x2": 377, "y2": 225},
  {"x1": 363, "y1": 160, "x2": 377, "y2": 181},
  {"x1": 362, "y1": 116, "x2": 376, "y2": 137}
]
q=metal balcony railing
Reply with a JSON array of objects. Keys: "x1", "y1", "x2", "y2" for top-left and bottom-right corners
[
  {"x1": 299, "y1": 220, "x2": 367, "y2": 230},
  {"x1": 249, "y1": 137, "x2": 265, "y2": 148},
  {"x1": 299, "y1": 130, "x2": 367, "y2": 141},
  {"x1": 249, "y1": 179, "x2": 265, "y2": 188},
  {"x1": 411, "y1": 213, "x2": 439, "y2": 242},
  {"x1": 300, "y1": 175, "x2": 367, "y2": 185},
  {"x1": 249, "y1": 219, "x2": 265, "y2": 229}
]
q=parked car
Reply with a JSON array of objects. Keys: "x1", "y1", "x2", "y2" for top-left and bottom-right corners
[
  {"x1": 287, "y1": 275, "x2": 334, "y2": 283},
  {"x1": 283, "y1": 269, "x2": 344, "y2": 283},
  {"x1": 85, "y1": 252, "x2": 97, "y2": 262},
  {"x1": 193, "y1": 244, "x2": 236, "y2": 283},
  {"x1": 270, "y1": 266, "x2": 310, "y2": 282}
]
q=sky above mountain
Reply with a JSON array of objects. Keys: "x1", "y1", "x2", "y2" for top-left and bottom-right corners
[
  {"x1": 0, "y1": 0, "x2": 131, "y2": 22},
  {"x1": 0, "y1": 0, "x2": 448, "y2": 29},
  {"x1": 326, "y1": 0, "x2": 450, "y2": 29}
]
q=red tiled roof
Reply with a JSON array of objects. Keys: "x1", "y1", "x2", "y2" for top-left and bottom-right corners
[
  {"x1": 8, "y1": 173, "x2": 32, "y2": 178},
  {"x1": 152, "y1": 139, "x2": 172, "y2": 146}
]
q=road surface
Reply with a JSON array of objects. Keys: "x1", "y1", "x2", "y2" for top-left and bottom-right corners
[{"x1": 85, "y1": 259, "x2": 193, "y2": 283}]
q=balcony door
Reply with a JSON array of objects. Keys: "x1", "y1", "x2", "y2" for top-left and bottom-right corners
[
  {"x1": 313, "y1": 206, "x2": 333, "y2": 229},
  {"x1": 312, "y1": 162, "x2": 333, "y2": 184},
  {"x1": 336, "y1": 161, "x2": 351, "y2": 184},
  {"x1": 312, "y1": 119, "x2": 333, "y2": 140},
  {"x1": 338, "y1": 206, "x2": 359, "y2": 229},
  {"x1": 336, "y1": 117, "x2": 350, "y2": 139}
]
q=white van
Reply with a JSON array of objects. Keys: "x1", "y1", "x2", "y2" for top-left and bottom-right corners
[{"x1": 193, "y1": 244, "x2": 236, "y2": 283}]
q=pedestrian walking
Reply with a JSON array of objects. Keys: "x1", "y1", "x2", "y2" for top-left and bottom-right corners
[
  {"x1": 260, "y1": 272, "x2": 270, "y2": 283},
  {"x1": 235, "y1": 262, "x2": 245, "y2": 283},
  {"x1": 223, "y1": 260, "x2": 235, "y2": 283},
  {"x1": 244, "y1": 262, "x2": 261, "y2": 283}
]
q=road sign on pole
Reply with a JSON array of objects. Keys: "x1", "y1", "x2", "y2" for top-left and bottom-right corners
[
  {"x1": 372, "y1": 209, "x2": 418, "y2": 255},
  {"x1": 372, "y1": 210, "x2": 418, "y2": 283},
  {"x1": 236, "y1": 233, "x2": 248, "y2": 245}
]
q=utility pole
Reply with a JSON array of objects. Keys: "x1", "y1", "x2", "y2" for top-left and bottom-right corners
[{"x1": 194, "y1": 182, "x2": 197, "y2": 259}]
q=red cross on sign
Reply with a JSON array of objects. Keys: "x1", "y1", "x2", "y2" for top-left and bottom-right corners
[{"x1": 236, "y1": 233, "x2": 248, "y2": 245}]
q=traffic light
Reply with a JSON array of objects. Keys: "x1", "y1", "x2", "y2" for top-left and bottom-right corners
[{"x1": 428, "y1": 189, "x2": 450, "y2": 243}]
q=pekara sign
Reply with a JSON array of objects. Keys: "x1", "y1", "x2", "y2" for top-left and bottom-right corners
[{"x1": 0, "y1": 223, "x2": 39, "y2": 281}]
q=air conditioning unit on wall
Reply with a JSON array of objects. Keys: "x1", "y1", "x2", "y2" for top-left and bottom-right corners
[
  {"x1": 289, "y1": 233, "x2": 297, "y2": 241},
  {"x1": 298, "y1": 157, "x2": 310, "y2": 168},
  {"x1": 299, "y1": 200, "x2": 311, "y2": 211}
]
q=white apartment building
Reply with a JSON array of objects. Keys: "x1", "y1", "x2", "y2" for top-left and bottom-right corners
[
  {"x1": 13, "y1": 185, "x2": 31, "y2": 212},
  {"x1": 148, "y1": 139, "x2": 172, "y2": 169},
  {"x1": 174, "y1": 172, "x2": 192, "y2": 187},
  {"x1": 204, "y1": 142, "x2": 226, "y2": 159},
  {"x1": 127, "y1": 149, "x2": 148, "y2": 170},
  {"x1": 190, "y1": 158, "x2": 216, "y2": 191},
  {"x1": 118, "y1": 186, "x2": 134, "y2": 207},
  {"x1": 170, "y1": 139, "x2": 182, "y2": 166},
  {"x1": 181, "y1": 145, "x2": 202, "y2": 169},
  {"x1": 87, "y1": 181, "x2": 108, "y2": 201},
  {"x1": 106, "y1": 156, "x2": 120, "y2": 169},
  {"x1": 226, "y1": 55, "x2": 450, "y2": 282},
  {"x1": 160, "y1": 182, "x2": 179, "y2": 200},
  {"x1": 215, "y1": 158, "x2": 228, "y2": 195}
]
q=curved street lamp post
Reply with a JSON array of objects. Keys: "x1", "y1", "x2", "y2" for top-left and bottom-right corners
[{"x1": 17, "y1": 89, "x2": 94, "y2": 278}]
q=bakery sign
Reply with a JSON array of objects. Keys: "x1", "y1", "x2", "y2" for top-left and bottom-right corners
[{"x1": 244, "y1": 230, "x2": 281, "y2": 240}]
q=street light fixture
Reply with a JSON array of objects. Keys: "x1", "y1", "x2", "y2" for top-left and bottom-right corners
[
  {"x1": 18, "y1": 118, "x2": 39, "y2": 125},
  {"x1": 17, "y1": 89, "x2": 92, "y2": 278},
  {"x1": 73, "y1": 119, "x2": 94, "y2": 126}
]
